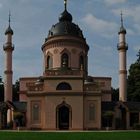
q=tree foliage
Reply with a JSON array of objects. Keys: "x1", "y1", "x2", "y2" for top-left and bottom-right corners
[
  {"x1": 0, "y1": 77, "x2": 19, "y2": 102},
  {"x1": 127, "y1": 51, "x2": 140, "y2": 101},
  {"x1": 112, "y1": 88, "x2": 119, "y2": 101},
  {"x1": 12, "y1": 80, "x2": 19, "y2": 101},
  {"x1": 0, "y1": 83, "x2": 4, "y2": 102}
]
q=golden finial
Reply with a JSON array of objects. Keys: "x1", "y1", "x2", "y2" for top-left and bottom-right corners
[{"x1": 64, "y1": 0, "x2": 67, "y2": 10}]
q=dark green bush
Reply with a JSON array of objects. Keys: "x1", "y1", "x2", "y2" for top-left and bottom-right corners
[{"x1": 133, "y1": 123, "x2": 140, "y2": 130}]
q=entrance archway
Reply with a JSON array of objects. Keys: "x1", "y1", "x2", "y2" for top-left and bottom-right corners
[{"x1": 56, "y1": 102, "x2": 72, "y2": 130}]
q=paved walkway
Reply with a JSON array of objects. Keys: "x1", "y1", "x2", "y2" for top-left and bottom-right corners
[{"x1": 0, "y1": 129, "x2": 140, "y2": 132}]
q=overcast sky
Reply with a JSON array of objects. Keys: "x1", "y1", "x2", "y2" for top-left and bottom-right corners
[{"x1": 0, "y1": 0, "x2": 140, "y2": 88}]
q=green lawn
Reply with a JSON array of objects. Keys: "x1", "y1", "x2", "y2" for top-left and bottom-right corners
[{"x1": 0, "y1": 131, "x2": 140, "y2": 140}]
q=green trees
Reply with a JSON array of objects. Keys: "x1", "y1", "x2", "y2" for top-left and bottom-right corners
[
  {"x1": 0, "y1": 76, "x2": 4, "y2": 101},
  {"x1": 127, "y1": 50, "x2": 140, "y2": 101},
  {"x1": 0, "y1": 77, "x2": 19, "y2": 102},
  {"x1": 12, "y1": 80, "x2": 19, "y2": 101},
  {"x1": 112, "y1": 88, "x2": 119, "y2": 101}
]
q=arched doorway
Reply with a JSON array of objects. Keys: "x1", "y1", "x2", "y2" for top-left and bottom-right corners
[{"x1": 56, "y1": 102, "x2": 72, "y2": 130}]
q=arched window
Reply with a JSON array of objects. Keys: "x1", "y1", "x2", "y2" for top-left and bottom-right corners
[
  {"x1": 56, "y1": 82, "x2": 72, "y2": 90},
  {"x1": 61, "y1": 53, "x2": 69, "y2": 68},
  {"x1": 79, "y1": 55, "x2": 84, "y2": 70},
  {"x1": 47, "y1": 55, "x2": 52, "y2": 69}
]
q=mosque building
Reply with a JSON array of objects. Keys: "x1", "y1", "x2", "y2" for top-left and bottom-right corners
[{"x1": 0, "y1": 0, "x2": 140, "y2": 130}]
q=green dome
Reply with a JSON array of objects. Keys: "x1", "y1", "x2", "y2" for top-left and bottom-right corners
[{"x1": 47, "y1": 9, "x2": 84, "y2": 39}]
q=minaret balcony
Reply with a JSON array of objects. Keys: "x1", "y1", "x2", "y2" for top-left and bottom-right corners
[
  {"x1": 117, "y1": 42, "x2": 128, "y2": 50},
  {"x1": 3, "y1": 43, "x2": 14, "y2": 51}
]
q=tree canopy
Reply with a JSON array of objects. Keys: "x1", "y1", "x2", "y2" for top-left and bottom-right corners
[
  {"x1": 127, "y1": 50, "x2": 140, "y2": 101},
  {"x1": 0, "y1": 77, "x2": 19, "y2": 102}
]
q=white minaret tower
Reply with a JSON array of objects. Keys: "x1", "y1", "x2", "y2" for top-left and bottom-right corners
[
  {"x1": 3, "y1": 13, "x2": 14, "y2": 102},
  {"x1": 117, "y1": 12, "x2": 128, "y2": 102}
]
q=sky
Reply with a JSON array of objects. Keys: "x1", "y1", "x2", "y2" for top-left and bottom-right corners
[{"x1": 0, "y1": 0, "x2": 140, "y2": 88}]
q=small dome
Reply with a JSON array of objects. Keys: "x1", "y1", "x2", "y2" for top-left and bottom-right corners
[
  {"x1": 118, "y1": 26, "x2": 126, "y2": 34},
  {"x1": 59, "y1": 10, "x2": 72, "y2": 22},
  {"x1": 5, "y1": 25, "x2": 14, "y2": 35}
]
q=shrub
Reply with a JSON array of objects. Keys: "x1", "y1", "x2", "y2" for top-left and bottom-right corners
[{"x1": 133, "y1": 123, "x2": 140, "y2": 130}]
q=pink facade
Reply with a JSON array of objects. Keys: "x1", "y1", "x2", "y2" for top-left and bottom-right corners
[{"x1": 19, "y1": 1, "x2": 112, "y2": 130}]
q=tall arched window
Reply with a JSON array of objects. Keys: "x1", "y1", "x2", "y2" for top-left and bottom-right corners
[
  {"x1": 56, "y1": 82, "x2": 72, "y2": 90},
  {"x1": 79, "y1": 55, "x2": 84, "y2": 70},
  {"x1": 47, "y1": 55, "x2": 52, "y2": 69},
  {"x1": 61, "y1": 53, "x2": 69, "y2": 68}
]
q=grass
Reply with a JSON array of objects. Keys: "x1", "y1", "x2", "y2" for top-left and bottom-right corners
[{"x1": 0, "y1": 131, "x2": 140, "y2": 140}]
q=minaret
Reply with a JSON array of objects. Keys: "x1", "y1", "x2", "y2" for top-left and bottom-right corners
[
  {"x1": 117, "y1": 12, "x2": 128, "y2": 102},
  {"x1": 3, "y1": 12, "x2": 14, "y2": 102}
]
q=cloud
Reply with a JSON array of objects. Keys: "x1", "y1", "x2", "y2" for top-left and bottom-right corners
[
  {"x1": 126, "y1": 28, "x2": 135, "y2": 35},
  {"x1": 81, "y1": 13, "x2": 118, "y2": 38},
  {"x1": 0, "y1": 3, "x2": 3, "y2": 8},
  {"x1": 93, "y1": 43, "x2": 114, "y2": 55},
  {"x1": 104, "y1": 0, "x2": 127, "y2": 6},
  {"x1": 112, "y1": 5, "x2": 140, "y2": 23},
  {"x1": 132, "y1": 45, "x2": 140, "y2": 52},
  {"x1": 127, "y1": 6, "x2": 140, "y2": 23}
]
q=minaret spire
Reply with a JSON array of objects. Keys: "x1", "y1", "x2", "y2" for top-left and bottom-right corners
[
  {"x1": 5, "y1": 11, "x2": 13, "y2": 35},
  {"x1": 8, "y1": 10, "x2": 11, "y2": 26},
  {"x1": 121, "y1": 11, "x2": 124, "y2": 27},
  {"x1": 64, "y1": 0, "x2": 67, "y2": 10},
  {"x1": 119, "y1": 11, "x2": 126, "y2": 34}
]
